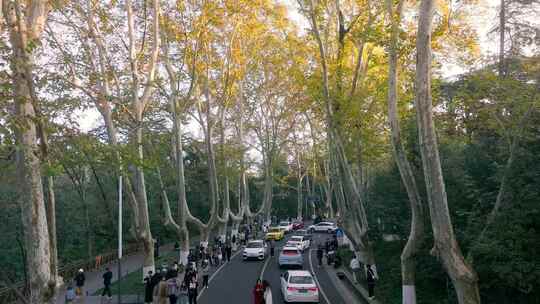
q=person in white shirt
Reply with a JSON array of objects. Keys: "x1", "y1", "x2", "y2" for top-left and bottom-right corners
[
  {"x1": 350, "y1": 255, "x2": 361, "y2": 284},
  {"x1": 263, "y1": 280, "x2": 273, "y2": 304}
]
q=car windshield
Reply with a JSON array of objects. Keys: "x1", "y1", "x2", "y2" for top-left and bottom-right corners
[
  {"x1": 280, "y1": 222, "x2": 290, "y2": 226},
  {"x1": 291, "y1": 237, "x2": 303, "y2": 242},
  {"x1": 289, "y1": 276, "x2": 313, "y2": 284},
  {"x1": 269, "y1": 228, "x2": 280, "y2": 233},
  {"x1": 247, "y1": 242, "x2": 263, "y2": 248}
]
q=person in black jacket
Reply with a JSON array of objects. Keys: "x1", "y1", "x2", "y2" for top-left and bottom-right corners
[
  {"x1": 144, "y1": 271, "x2": 154, "y2": 304},
  {"x1": 74, "y1": 269, "x2": 85, "y2": 298},
  {"x1": 187, "y1": 276, "x2": 199, "y2": 304},
  {"x1": 366, "y1": 264, "x2": 377, "y2": 300},
  {"x1": 101, "y1": 267, "x2": 113, "y2": 298}
]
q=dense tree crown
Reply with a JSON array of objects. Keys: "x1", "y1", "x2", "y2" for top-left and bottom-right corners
[{"x1": 0, "y1": 0, "x2": 538, "y2": 303}]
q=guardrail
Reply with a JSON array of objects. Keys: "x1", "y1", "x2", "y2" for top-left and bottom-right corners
[{"x1": 0, "y1": 243, "x2": 141, "y2": 304}]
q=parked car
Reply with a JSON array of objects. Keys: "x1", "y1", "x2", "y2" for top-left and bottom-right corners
[
  {"x1": 278, "y1": 221, "x2": 293, "y2": 233},
  {"x1": 279, "y1": 246, "x2": 304, "y2": 268},
  {"x1": 308, "y1": 221, "x2": 337, "y2": 233},
  {"x1": 266, "y1": 227, "x2": 285, "y2": 241},
  {"x1": 243, "y1": 240, "x2": 268, "y2": 261},
  {"x1": 286, "y1": 235, "x2": 310, "y2": 251},
  {"x1": 292, "y1": 221, "x2": 304, "y2": 230},
  {"x1": 280, "y1": 270, "x2": 319, "y2": 303}
]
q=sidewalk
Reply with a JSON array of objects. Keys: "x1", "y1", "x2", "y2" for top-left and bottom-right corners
[
  {"x1": 56, "y1": 245, "x2": 168, "y2": 304},
  {"x1": 324, "y1": 264, "x2": 382, "y2": 304},
  {"x1": 56, "y1": 230, "x2": 232, "y2": 304}
]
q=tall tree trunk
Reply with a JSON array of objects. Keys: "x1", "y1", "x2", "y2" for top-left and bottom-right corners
[
  {"x1": 303, "y1": 0, "x2": 375, "y2": 267},
  {"x1": 125, "y1": 0, "x2": 160, "y2": 275},
  {"x1": 133, "y1": 121, "x2": 155, "y2": 273},
  {"x1": 415, "y1": 1, "x2": 481, "y2": 303},
  {"x1": 3, "y1": 1, "x2": 55, "y2": 302},
  {"x1": 217, "y1": 113, "x2": 230, "y2": 242},
  {"x1": 499, "y1": 0, "x2": 506, "y2": 77},
  {"x1": 386, "y1": 1, "x2": 425, "y2": 303},
  {"x1": 296, "y1": 152, "x2": 303, "y2": 220}
]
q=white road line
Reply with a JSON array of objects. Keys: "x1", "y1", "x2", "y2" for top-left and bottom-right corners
[
  {"x1": 259, "y1": 253, "x2": 272, "y2": 280},
  {"x1": 197, "y1": 249, "x2": 243, "y2": 300},
  {"x1": 309, "y1": 246, "x2": 332, "y2": 304}
]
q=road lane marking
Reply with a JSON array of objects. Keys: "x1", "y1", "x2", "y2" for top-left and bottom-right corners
[
  {"x1": 259, "y1": 253, "x2": 271, "y2": 279},
  {"x1": 309, "y1": 246, "x2": 332, "y2": 304},
  {"x1": 197, "y1": 249, "x2": 243, "y2": 300}
]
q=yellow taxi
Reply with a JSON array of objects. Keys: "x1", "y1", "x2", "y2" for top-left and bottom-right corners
[{"x1": 266, "y1": 227, "x2": 285, "y2": 241}]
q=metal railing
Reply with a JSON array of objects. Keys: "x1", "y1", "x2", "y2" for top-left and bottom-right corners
[{"x1": 0, "y1": 243, "x2": 141, "y2": 304}]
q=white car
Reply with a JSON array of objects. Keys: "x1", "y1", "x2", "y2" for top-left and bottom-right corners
[
  {"x1": 308, "y1": 221, "x2": 337, "y2": 233},
  {"x1": 278, "y1": 221, "x2": 293, "y2": 233},
  {"x1": 280, "y1": 270, "x2": 319, "y2": 303},
  {"x1": 287, "y1": 235, "x2": 310, "y2": 251},
  {"x1": 243, "y1": 240, "x2": 267, "y2": 260}
]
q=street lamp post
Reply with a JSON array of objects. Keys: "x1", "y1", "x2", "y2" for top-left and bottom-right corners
[{"x1": 118, "y1": 175, "x2": 123, "y2": 304}]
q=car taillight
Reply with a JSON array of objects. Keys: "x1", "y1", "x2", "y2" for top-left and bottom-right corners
[
  {"x1": 308, "y1": 287, "x2": 318, "y2": 291},
  {"x1": 287, "y1": 287, "x2": 298, "y2": 291}
]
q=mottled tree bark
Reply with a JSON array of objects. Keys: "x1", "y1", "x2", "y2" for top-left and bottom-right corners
[
  {"x1": 125, "y1": 0, "x2": 160, "y2": 273},
  {"x1": 415, "y1": 1, "x2": 481, "y2": 303},
  {"x1": 2, "y1": 1, "x2": 55, "y2": 303},
  {"x1": 386, "y1": 1, "x2": 425, "y2": 303}
]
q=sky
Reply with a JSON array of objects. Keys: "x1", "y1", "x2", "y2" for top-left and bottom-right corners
[{"x1": 77, "y1": 0, "x2": 504, "y2": 132}]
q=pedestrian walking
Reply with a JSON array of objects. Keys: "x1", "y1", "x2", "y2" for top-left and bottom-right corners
[
  {"x1": 154, "y1": 238, "x2": 161, "y2": 258},
  {"x1": 169, "y1": 261, "x2": 180, "y2": 278},
  {"x1": 167, "y1": 275, "x2": 180, "y2": 304},
  {"x1": 218, "y1": 246, "x2": 224, "y2": 264},
  {"x1": 183, "y1": 267, "x2": 197, "y2": 288},
  {"x1": 201, "y1": 260, "x2": 210, "y2": 289},
  {"x1": 74, "y1": 269, "x2": 85, "y2": 298},
  {"x1": 211, "y1": 246, "x2": 218, "y2": 266},
  {"x1": 156, "y1": 276, "x2": 168, "y2": 304},
  {"x1": 263, "y1": 280, "x2": 273, "y2": 304},
  {"x1": 188, "y1": 276, "x2": 199, "y2": 304},
  {"x1": 65, "y1": 282, "x2": 76, "y2": 303},
  {"x1": 144, "y1": 271, "x2": 154, "y2": 304},
  {"x1": 151, "y1": 268, "x2": 163, "y2": 297},
  {"x1": 101, "y1": 267, "x2": 113, "y2": 299},
  {"x1": 232, "y1": 234, "x2": 237, "y2": 251},
  {"x1": 316, "y1": 245, "x2": 324, "y2": 267},
  {"x1": 225, "y1": 242, "x2": 232, "y2": 262},
  {"x1": 239, "y1": 230, "x2": 245, "y2": 245},
  {"x1": 252, "y1": 279, "x2": 264, "y2": 304},
  {"x1": 178, "y1": 282, "x2": 189, "y2": 304},
  {"x1": 350, "y1": 255, "x2": 361, "y2": 284},
  {"x1": 269, "y1": 239, "x2": 275, "y2": 257},
  {"x1": 366, "y1": 264, "x2": 377, "y2": 300}
]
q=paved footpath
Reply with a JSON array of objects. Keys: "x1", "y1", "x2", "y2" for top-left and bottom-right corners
[{"x1": 56, "y1": 244, "x2": 172, "y2": 304}]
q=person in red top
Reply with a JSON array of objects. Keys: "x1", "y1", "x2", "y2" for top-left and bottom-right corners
[{"x1": 253, "y1": 279, "x2": 265, "y2": 304}]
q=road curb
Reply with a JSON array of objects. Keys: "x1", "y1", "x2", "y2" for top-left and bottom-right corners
[{"x1": 334, "y1": 266, "x2": 382, "y2": 304}]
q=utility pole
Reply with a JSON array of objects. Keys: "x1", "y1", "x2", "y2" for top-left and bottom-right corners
[{"x1": 117, "y1": 175, "x2": 123, "y2": 304}]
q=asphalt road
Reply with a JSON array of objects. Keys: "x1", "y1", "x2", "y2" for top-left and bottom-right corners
[{"x1": 198, "y1": 230, "x2": 347, "y2": 304}]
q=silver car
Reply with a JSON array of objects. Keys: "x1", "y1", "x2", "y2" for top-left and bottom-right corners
[{"x1": 278, "y1": 246, "x2": 304, "y2": 268}]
